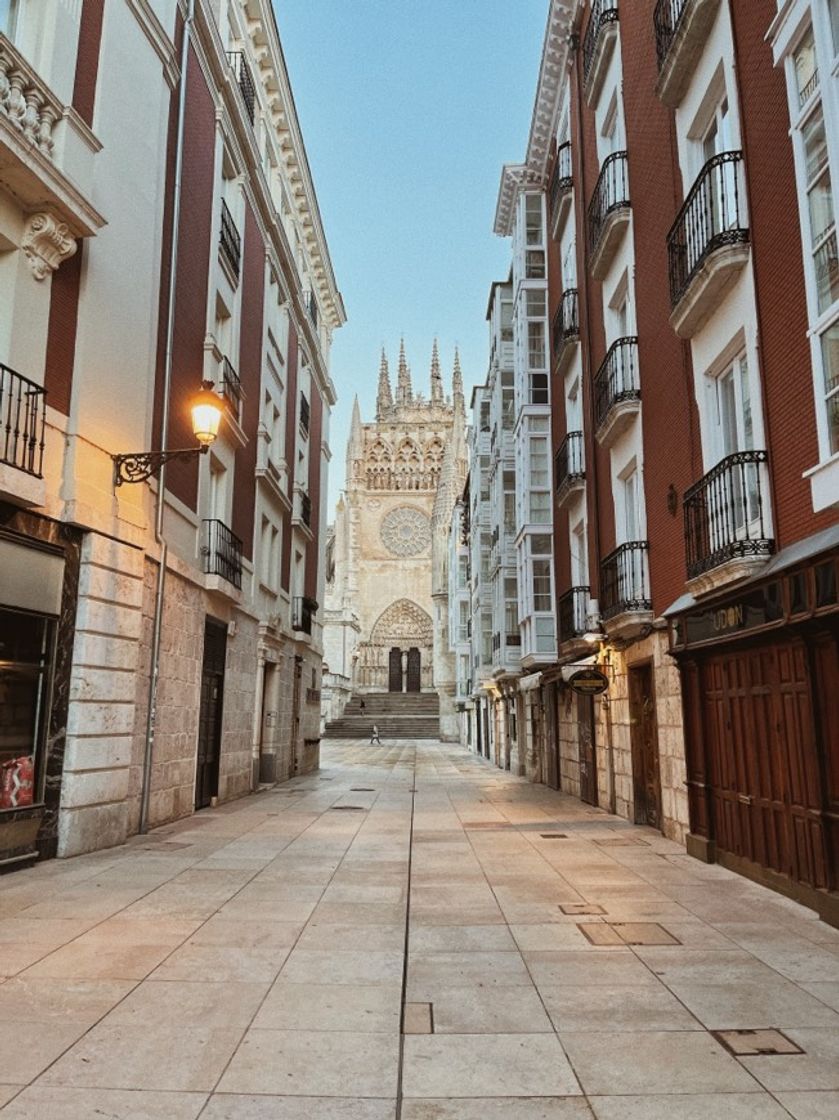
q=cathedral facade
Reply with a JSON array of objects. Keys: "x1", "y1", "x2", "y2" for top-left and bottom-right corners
[{"x1": 323, "y1": 341, "x2": 466, "y2": 739}]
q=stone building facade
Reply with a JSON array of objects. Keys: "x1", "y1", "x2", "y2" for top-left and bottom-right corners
[
  {"x1": 323, "y1": 342, "x2": 466, "y2": 738},
  {"x1": 0, "y1": 0, "x2": 343, "y2": 865}
]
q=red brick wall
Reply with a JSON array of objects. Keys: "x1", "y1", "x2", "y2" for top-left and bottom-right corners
[
  {"x1": 153, "y1": 43, "x2": 214, "y2": 512},
  {"x1": 232, "y1": 203, "x2": 265, "y2": 561},
  {"x1": 621, "y1": 0, "x2": 702, "y2": 614},
  {"x1": 730, "y1": 0, "x2": 838, "y2": 544},
  {"x1": 304, "y1": 386, "x2": 323, "y2": 601},
  {"x1": 44, "y1": 244, "x2": 83, "y2": 415},
  {"x1": 72, "y1": 0, "x2": 105, "y2": 126},
  {"x1": 280, "y1": 321, "x2": 299, "y2": 592}
]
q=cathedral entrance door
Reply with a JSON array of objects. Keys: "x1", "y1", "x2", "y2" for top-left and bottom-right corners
[
  {"x1": 406, "y1": 648, "x2": 421, "y2": 692},
  {"x1": 388, "y1": 647, "x2": 403, "y2": 693}
]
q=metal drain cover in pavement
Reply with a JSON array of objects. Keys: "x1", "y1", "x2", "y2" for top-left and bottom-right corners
[
  {"x1": 351, "y1": 788, "x2": 376, "y2": 792},
  {"x1": 714, "y1": 1029, "x2": 804, "y2": 1056},
  {"x1": 560, "y1": 903, "x2": 606, "y2": 916},
  {"x1": 330, "y1": 806, "x2": 366, "y2": 811},
  {"x1": 540, "y1": 834, "x2": 569, "y2": 839},
  {"x1": 593, "y1": 836, "x2": 650, "y2": 847},
  {"x1": 578, "y1": 922, "x2": 680, "y2": 946}
]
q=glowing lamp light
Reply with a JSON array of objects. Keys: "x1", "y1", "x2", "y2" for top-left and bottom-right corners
[{"x1": 191, "y1": 381, "x2": 223, "y2": 447}]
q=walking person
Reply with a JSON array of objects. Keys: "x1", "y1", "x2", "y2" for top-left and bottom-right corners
[
  {"x1": 370, "y1": 723, "x2": 382, "y2": 745},
  {"x1": 359, "y1": 696, "x2": 366, "y2": 716}
]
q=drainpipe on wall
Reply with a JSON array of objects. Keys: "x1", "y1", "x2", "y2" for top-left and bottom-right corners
[{"x1": 139, "y1": 0, "x2": 197, "y2": 834}]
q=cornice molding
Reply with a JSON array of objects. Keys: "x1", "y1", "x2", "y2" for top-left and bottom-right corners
[{"x1": 494, "y1": 0, "x2": 579, "y2": 237}]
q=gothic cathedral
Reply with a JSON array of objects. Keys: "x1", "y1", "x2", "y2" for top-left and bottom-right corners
[{"x1": 323, "y1": 341, "x2": 467, "y2": 740}]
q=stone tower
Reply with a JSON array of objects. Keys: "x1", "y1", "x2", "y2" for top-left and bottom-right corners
[{"x1": 323, "y1": 342, "x2": 465, "y2": 726}]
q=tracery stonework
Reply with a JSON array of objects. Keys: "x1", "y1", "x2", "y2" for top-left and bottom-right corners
[
  {"x1": 371, "y1": 599, "x2": 433, "y2": 646},
  {"x1": 380, "y1": 508, "x2": 431, "y2": 557}
]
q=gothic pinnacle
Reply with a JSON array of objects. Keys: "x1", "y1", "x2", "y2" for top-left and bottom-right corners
[
  {"x1": 452, "y1": 346, "x2": 464, "y2": 412},
  {"x1": 430, "y1": 338, "x2": 443, "y2": 402},
  {"x1": 376, "y1": 348, "x2": 393, "y2": 420},
  {"x1": 397, "y1": 337, "x2": 413, "y2": 404}
]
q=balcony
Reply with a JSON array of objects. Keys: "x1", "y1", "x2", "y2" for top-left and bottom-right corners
[
  {"x1": 654, "y1": 0, "x2": 721, "y2": 108},
  {"x1": 684, "y1": 450, "x2": 774, "y2": 595},
  {"x1": 558, "y1": 585, "x2": 591, "y2": 650},
  {"x1": 0, "y1": 36, "x2": 103, "y2": 241},
  {"x1": 0, "y1": 363, "x2": 46, "y2": 506},
  {"x1": 202, "y1": 519, "x2": 243, "y2": 590},
  {"x1": 600, "y1": 542, "x2": 652, "y2": 637},
  {"x1": 226, "y1": 51, "x2": 256, "y2": 124},
  {"x1": 220, "y1": 356, "x2": 242, "y2": 424},
  {"x1": 219, "y1": 199, "x2": 241, "y2": 281},
  {"x1": 583, "y1": 0, "x2": 620, "y2": 108},
  {"x1": 555, "y1": 431, "x2": 585, "y2": 508},
  {"x1": 549, "y1": 142, "x2": 573, "y2": 238},
  {"x1": 668, "y1": 151, "x2": 749, "y2": 338},
  {"x1": 292, "y1": 596, "x2": 318, "y2": 635},
  {"x1": 588, "y1": 151, "x2": 630, "y2": 279},
  {"x1": 594, "y1": 337, "x2": 640, "y2": 446},
  {"x1": 552, "y1": 288, "x2": 579, "y2": 376}
]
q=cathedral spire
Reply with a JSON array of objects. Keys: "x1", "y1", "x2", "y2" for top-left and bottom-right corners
[
  {"x1": 347, "y1": 394, "x2": 363, "y2": 477},
  {"x1": 430, "y1": 338, "x2": 443, "y2": 403},
  {"x1": 452, "y1": 346, "x2": 465, "y2": 415},
  {"x1": 376, "y1": 348, "x2": 393, "y2": 420},
  {"x1": 396, "y1": 337, "x2": 413, "y2": 404}
]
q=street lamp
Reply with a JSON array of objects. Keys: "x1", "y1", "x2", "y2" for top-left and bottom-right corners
[{"x1": 112, "y1": 380, "x2": 223, "y2": 487}]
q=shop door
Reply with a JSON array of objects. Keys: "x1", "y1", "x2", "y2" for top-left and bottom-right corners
[
  {"x1": 406, "y1": 648, "x2": 421, "y2": 692},
  {"x1": 195, "y1": 619, "x2": 226, "y2": 811},
  {"x1": 578, "y1": 694, "x2": 598, "y2": 806},
  {"x1": 543, "y1": 683, "x2": 560, "y2": 790},
  {"x1": 702, "y1": 640, "x2": 828, "y2": 890},
  {"x1": 388, "y1": 648, "x2": 402, "y2": 692},
  {"x1": 629, "y1": 664, "x2": 661, "y2": 828}
]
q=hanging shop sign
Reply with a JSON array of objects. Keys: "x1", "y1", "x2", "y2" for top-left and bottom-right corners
[{"x1": 568, "y1": 668, "x2": 609, "y2": 696}]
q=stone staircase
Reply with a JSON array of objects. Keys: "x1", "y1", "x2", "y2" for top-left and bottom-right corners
[{"x1": 324, "y1": 692, "x2": 440, "y2": 740}]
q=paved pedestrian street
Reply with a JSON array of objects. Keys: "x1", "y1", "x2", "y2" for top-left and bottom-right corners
[{"x1": 1, "y1": 740, "x2": 839, "y2": 1119}]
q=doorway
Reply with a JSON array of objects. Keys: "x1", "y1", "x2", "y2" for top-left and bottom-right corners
[
  {"x1": 195, "y1": 618, "x2": 226, "y2": 810},
  {"x1": 578, "y1": 694, "x2": 598, "y2": 806},
  {"x1": 629, "y1": 663, "x2": 661, "y2": 828},
  {"x1": 388, "y1": 647, "x2": 402, "y2": 692},
  {"x1": 406, "y1": 647, "x2": 421, "y2": 692}
]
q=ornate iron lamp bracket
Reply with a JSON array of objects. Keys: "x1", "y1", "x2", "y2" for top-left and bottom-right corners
[{"x1": 113, "y1": 445, "x2": 209, "y2": 487}]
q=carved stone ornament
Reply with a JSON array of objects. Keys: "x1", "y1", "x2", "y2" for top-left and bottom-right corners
[
  {"x1": 371, "y1": 598, "x2": 433, "y2": 646},
  {"x1": 380, "y1": 506, "x2": 431, "y2": 557},
  {"x1": 22, "y1": 212, "x2": 77, "y2": 280}
]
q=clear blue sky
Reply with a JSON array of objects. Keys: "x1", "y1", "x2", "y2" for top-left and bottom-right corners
[{"x1": 273, "y1": 0, "x2": 548, "y2": 508}]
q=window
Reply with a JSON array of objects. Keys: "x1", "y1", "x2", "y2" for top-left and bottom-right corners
[
  {"x1": 529, "y1": 492, "x2": 551, "y2": 523},
  {"x1": 829, "y1": 0, "x2": 839, "y2": 56},
  {"x1": 803, "y1": 109, "x2": 839, "y2": 314},
  {"x1": 535, "y1": 617, "x2": 555, "y2": 652},
  {"x1": 500, "y1": 299, "x2": 514, "y2": 341},
  {"x1": 0, "y1": 0, "x2": 18, "y2": 36},
  {"x1": 572, "y1": 519, "x2": 588, "y2": 585},
  {"x1": 793, "y1": 27, "x2": 819, "y2": 107},
  {"x1": 529, "y1": 373, "x2": 549, "y2": 405},
  {"x1": 457, "y1": 553, "x2": 469, "y2": 590},
  {"x1": 622, "y1": 468, "x2": 640, "y2": 543},
  {"x1": 532, "y1": 559, "x2": 552, "y2": 612},
  {"x1": 562, "y1": 240, "x2": 577, "y2": 289},
  {"x1": 525, "y1": 194, "x2": 543, "y2": 246},
  {"x1": 209, "y1": 457, "x2": 228, "y2": 522},
  {"x1": 299, "y1": 392, "x2": 310, "y2": 436},
  {"x1": 821, "y1": 323, "x2": 839, "y2": 454},
  {"x1": 711, "y1": 354, "x2": 754, "y2": 462}
]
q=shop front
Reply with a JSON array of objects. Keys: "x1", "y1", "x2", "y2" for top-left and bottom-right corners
[
  {"x1": 0, "y1": 513, "x2": 80, "y2": 867},
  {"x1": 670, "y1": 537, "x2": 839, "y2": 924}
]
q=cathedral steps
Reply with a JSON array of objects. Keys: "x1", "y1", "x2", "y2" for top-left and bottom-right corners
[{"x1": 324, "y1": 692, "x2": 440, "y2": 739}]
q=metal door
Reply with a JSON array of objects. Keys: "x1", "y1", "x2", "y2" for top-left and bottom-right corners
[
  {"x1": 578, "y1": 694, "x2": 598, "y2": 806},
  {"x1": 388, "y1": 647, "x2": 402, "y2": 692},
  {"x1": 406, "y1": 647, "x2": 421, "y2": 692},
  {"x1": 629, "y1": 664, "x2": 661, "y2": 828},
  {"x1": 195, "y1": 619, "x2": 226, "y2": 810}
]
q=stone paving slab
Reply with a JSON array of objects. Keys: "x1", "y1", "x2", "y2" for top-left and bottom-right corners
[{"x1": 0, "y1": 737, "x2": 838, "y2": 1117}]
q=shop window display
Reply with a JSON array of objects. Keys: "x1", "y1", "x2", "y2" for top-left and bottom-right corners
[{"x1": 0, "y1": 608, "x2": 54, "y2": 810}]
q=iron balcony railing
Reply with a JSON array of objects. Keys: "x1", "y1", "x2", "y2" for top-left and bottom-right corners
[
  {"x1": 1, "y1": 363, "x2": 46, "y2": 478},
  {"x1": 220, "y1": 199, "x2": 241, "y2": 280},
  {"x1": 654, "y1": 0, "x2": 690, "y2": 68},
  {"x1": 292, "y1": 596, "x2": 317, "y2": 634},
  {"x1": 558, "y1": 585, "x2": 590, "y2": 641},
  {"x1": 549, "y1": 141, "x2": 573, "y2": 223},
  {"x1": 601, "y1": 542, "x2": 651, "y2": 620},
  {"x1": 683, "y1": 450, "x2": 773, "y2": 580},
  {"x1": 220, "y1": 356, "x2": 242, "y2": 421},
  {"x1": 552, "y1": 288, "x2": 579, "y2": 363},
  {"x1": 226, "y1": 51, "x2": 256, "y2": 124},
  {"x1": 668, "y1": 151, "x2": 747, "y2": 307},
  {"x1": 588, "y1": 150, "x2": 629, "y2": 259},
  {"x1": 594, "y1": 336, "x2": 640, "y2": 432},
  {"x1": 815, "y1": 229, "x2": 839, "y2": 313},
  {"x1": 202, "y1": 519, "x2": 243, "y2": 589},
  {"x1": 299, "y1": 393, "x2": 310, "y2": 436},
  {"x1": 555, "y1": 431, "x2": 585, "y2": 493},
  {"x1": 583, "y1": 0, "x2": 620, "y2": 85}
]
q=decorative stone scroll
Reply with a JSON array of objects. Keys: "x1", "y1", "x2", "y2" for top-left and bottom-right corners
[
  {"x1": 380, "y1": 507, "x2": 431, "y2": 557},
  {"x1": 22, "y1": 213, "x2": 77, "y2": 280}
]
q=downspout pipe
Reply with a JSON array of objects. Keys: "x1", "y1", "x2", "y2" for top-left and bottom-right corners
[{"x1": 139, "y1": 0, "x2": 196, "y2": 834}]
